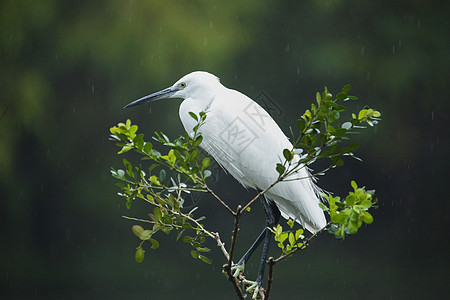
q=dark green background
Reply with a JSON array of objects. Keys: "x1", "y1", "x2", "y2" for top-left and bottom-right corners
[{"x1": 1, "y1": 1, "x2": 448, "y2": 299}]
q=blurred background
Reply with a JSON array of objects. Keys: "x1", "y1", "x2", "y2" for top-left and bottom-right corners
[{"x1": 1, "y1": 1, "x2": 448, "y2": 299}]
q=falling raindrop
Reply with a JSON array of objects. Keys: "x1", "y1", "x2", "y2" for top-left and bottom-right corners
[
  {"x1": 361, "y1": 46, "x2": 365, "y2": 55},
  {"x1": 91, "y1": 85, "x2": 95, "y2": 94},
  {"x1": 285, "y1": 44, "x2": 290, "y2": 52},
  {"x1": 431, "y1": 111, "x2": 434, "y2": 120}
]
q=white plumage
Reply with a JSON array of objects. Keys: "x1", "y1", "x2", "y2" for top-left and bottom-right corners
[
  {"x1": 176, "y1": 72, "x2": 326, "y2": 233},
  {"x1": 126, "y1": 71, "x2": 326, "y2": 233}
]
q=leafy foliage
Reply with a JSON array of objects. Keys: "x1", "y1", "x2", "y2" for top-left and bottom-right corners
[
  {"x1": 322, "y1": 181, "x2": 376, "y2": 239},
  {"x1": 276, "y1": 85, "x2": 381, "y2": 180},
  {"x1": 110, "y1": 113, "x2": 214, "y2": 264},
  {"x1": 269, "y1": 220, "x2": 305, "y2": 256}
]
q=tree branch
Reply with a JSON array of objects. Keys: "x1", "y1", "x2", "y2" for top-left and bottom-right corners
[
  {"x1": 214, "y1": 232, "x2": 230, "y2": 261},
  {"x1": 205, "y1": 185, "x2": 236, "y2": 215},
  {"x1": 228, "y1": 205, "x2": 242, "y2": 266},
  {"x1": 265, "y1": 257, "x2": 275, "y2": 300}
]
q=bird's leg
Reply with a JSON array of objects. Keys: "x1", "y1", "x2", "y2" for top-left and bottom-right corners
[
  {"x1": 236, "y1": 227, "x2": 266, "y2": 266},
  {"x1": 255, "y1": 197, "x2": 281, "y2": 287},
  {"x1": 234, "y1": 195, "x2": 281, "y2": 288},
  {"x1": 235, "y1": 195, "x2": 276, "y2": 266}
]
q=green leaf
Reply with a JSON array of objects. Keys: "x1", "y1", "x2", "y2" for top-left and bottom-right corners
[
  {"x1": 345, "y1": 194, "x2": 357, "y2": 206},
  {"x1": 358, "y1": 109, "x2": 368, "y2": 120},
  {"x1": 143, "y1": 142, "x2": 153, "y2": 154},
  {"x1": 297, "y1": 119, "x2": 306, "y2": 131},
  {"x1": 351, "y1": 180, "x2": 358, "y2": 191},
  {"x1": 176, "y1": 229, "x2": 185, "y2": 241},
  {"x1": 283, "y1": 149, "x2": 294, "y2": 161},
  {"x1": 332, "y1": 157, "x2": 344, "y2": 167},
  {"x1": 336, "y1": 92, "x2": 347, "y2": 101},
  {"x1": 342, "y1": 84, "x2": 351, "y2": 94},
  {"x1": 182, "y1": 236, "x2": 193, "y2": 244},
  {"x1": 196, "y1": 247, "x2": 211, "y2": 253},
  {"x1": 199, "y1": 255, "x2": 211, "y2": 264},
  {"x1": 319, "y1": 202, "x2": 329, "y2": 212},
  {"x1": 362, "y1": 211, "x2": 374, "y2": 224},
  {"x1": 159, "y1": 169, "x2": 166, "y2": 184},
  {"x1": 129, "y1": 125, "x2": 138, "y2": 136},
  {"x1": 360, "y1": 200, "x2": 372, "y2": 209},
  {"x1": 287, "y1": 219, "x2": 294, "y2": 228},
  {"x1": 153, "y1": 207, "x2": 162, "y2": 221},
  {"x1": 140, "y1": 230, "x2": 152, "y2": 240},
  {"x1": 150, "y1": 175, "x2": 160, "y2": 185},
  {"x1": 189, "y1": 112, "x2": 198, "y2": 121},
  {"x1": 316, "y1": 92, "x2": 321, "y2": 105},
  {"x1": 149, "y1": 238, "x2": 159, "y2": 249},
  {"x1": 295, "y1": 229, "x2": 304, "y2": 240},
  {"x1": 117, "y1": 169, "x2": 125, "y2": 178},
  {"x1": 373, "y1": 110, "x2": 381, "y2": 118},
  {"x1": 182, "y1": 223, "x2": 194, "y2": 230},
  {"x1": 278, "y1": 232, "x2": 288, "y2": 244},
  {"x1": 132, "y1": 225, "x2": 144, "y2": 238},
  {"x1": 276, "y1": 163, "x2": 285, "y2": 176},
  {"x1": 331, "y1": 212, "x2": 347, "y2": 224},
  {"x1": 341, "y1": 122, "x2": 352, "y2": 130},
  {"x1": 190, "y1": 250, "x2": 199, "y2": 259},
  {"x1": 135, "y1": 246, "x2": 145, "y2": 263},
  {"x1": 289, "y1": 232, "x2": 295, "y2": 246},
  {"x1": 118, "y1": 146, "x2": 133, "y2": 154},
  {"x1": 347, "y1": 221, "x2": 358, "y2": 234},
  {"x1": 192, "y1": 136, "x2": 203, "y2": 149},
  {"x1": 202, "y1": 157, "x2": 210, "y2": 169}
]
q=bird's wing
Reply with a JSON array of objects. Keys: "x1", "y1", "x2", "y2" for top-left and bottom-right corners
[{"x1": 181, "y1": 88, "x2": 326, "y2": 233}]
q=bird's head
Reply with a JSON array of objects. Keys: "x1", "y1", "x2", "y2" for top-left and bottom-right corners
[{"x1": 124, "y1": 71, "x2": 221, "y2": 108}]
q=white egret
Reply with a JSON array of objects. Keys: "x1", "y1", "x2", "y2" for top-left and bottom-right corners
[{"x1": 125, "y1": 71, "x2": 326, "y2": 286}]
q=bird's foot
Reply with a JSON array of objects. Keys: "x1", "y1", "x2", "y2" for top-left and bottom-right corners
[
  {"x1": 230, "y1": 262, "x2": 245, "y2": 278},
  {"x1": 242, "y1": 279, "x2": 260, "y2": 299}
]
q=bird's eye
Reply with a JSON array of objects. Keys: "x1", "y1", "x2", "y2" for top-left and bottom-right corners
[{"x1": 180, "y1": 82, "x2": 186, "y2": 88}]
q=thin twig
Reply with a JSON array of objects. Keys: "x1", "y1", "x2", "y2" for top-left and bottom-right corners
[
  {"x1": 223, "y1": 205, "x2": 247, "y2": 299},
  {"x1": 205, "y1": 185, "x2": 236, "y2": 215},
  {"x1": 240, "y1": 181, "x2": 279, "y2": 214},
  {"x1": 214, "y1": 232, "x2": 230, "y2": 261},
  {"x1": 228, "y1": 205, "x2": 242, "y2": 266}
]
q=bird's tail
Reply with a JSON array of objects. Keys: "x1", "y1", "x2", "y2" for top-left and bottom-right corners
[{"x1": 266, "y1": 166, "x2": 327, "y2": 234}]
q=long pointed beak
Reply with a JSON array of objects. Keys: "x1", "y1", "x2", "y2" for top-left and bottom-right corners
[{"x1": 124, "y1": 86, "x2": 178, "y2": 108}]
